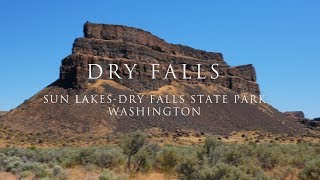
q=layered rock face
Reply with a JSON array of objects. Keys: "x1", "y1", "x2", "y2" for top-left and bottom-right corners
[
  {"x1": 60, "y1": 22, "x2": 259, "y2": 95},
  {"x1": 0, "y1": 22, "x2": 307, "y2": 136}
]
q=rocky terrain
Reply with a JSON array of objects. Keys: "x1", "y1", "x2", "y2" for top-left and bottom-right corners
[
  {"x1": 0, "y1": 111, "x2": 8, "y2": 117},
  {"x1": 284, "y1": 111, "x2": 320, "y2": 129},
  {"x1": 0, "y1": 22, "x2": 310, "y2": 138},
  {"x1": 60, "y1": 23, "x2": 259, "y2": 95}
]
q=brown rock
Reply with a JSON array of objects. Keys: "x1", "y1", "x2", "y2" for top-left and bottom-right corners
[
  {"x1": 284, "y1": 111, "x2": 305, "y2": 119},
  {"x1": 309, "y1": 121, "x2": 320, "y2": 127},
  {"x1": 0, "y1": 22, "x2": 307, "y2": 137},
  {"x1": 59, "y1": 22, "x2": 260, "y2": 95}
]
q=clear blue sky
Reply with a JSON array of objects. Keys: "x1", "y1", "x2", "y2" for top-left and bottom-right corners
[{"x1": 0, "y1": 1, "x2": 319, "y2": 118}]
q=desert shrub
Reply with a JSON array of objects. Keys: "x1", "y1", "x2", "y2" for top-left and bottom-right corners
[
  {"x1": 199, "y1": 163, "x2": 248, "y2": 180},
  {"x1": 0, "y1": 136, "x2": 319, "y2": 179},
  {"x1": 84, "y1": 164, "x2": 96, "y2": 171},
  {"x1": 177, "y1": 137, "x2": 270, "y2": 179},
  {"x1": 299, "y1": 158, "x2": 320, "y2": 180},
  {"x1": 238, "y1": 163, "x2": 266, "y2": 179},
  {"x1": 19, "y1": 170, "x2": 33, "y2": 179},
  {"x1": 91, "y1": 147, "x2": 125, "y2": 168},
  {"x1": 1, "y1": 155, "x2": 22, "y2": 173},
  {"x1": 55, "y1": 147, "x2": 126, "y2": 169},
  {"x1": 156, "y1": 147, "x2": 181, "y2": 173},
  {"x1": 99, "y1": 170, "x2": 118, "y2": 180},
  {"x1": 52, "y1": 165, "x2": 68, "y2": 180},
  {"x1": 33, "y1": 164, "x2": 50, "y2": 178},
  {"x1": 31, "y1": 148, "x2": 61, "y2": 165},
  {"x1": 131, "y1": 144, "x2": 159, "y2": 173},
  {"x1": 0, "y1": 149, "x2": 70, "y2": 178},
  {"x1": 197, "y1": 137, "x2": 223, "y2": 165},
  {"x1": 176, "y1": 157, "x2": 199, "y2": 180},
  {"x1": 279, "y1": 143, "x2": 320, "y2": 167},
  {"x1": 271, "y1": 167, "x2": 294, "y2": 180},
  {"x1": 119, "y1": 131, "x2": 148, "y2": 171},
  {"x1": 254, "y1": 145, "x2": 281, "y2": 170},
  {"x1": 223, "y1": 147, "x2": 244, "y2": 166},
  {"x1": 20, "y1": 161, "x2": 46, "y2": 173},
  {"x1": 0, "y1": 152, "x2": 53, "y2": 178},
  {"x1": 52, "y1": 165, "x2": 62, "y2": 176},
  {"x1": 178, "y1": 150, "x2": 257, "y2": 179},
  {"x1": 78, "y1": 148, "x2": 96, "y2": 165},
  {"x1": 202, "y1": 136, "x2": 222, "y2": 156},
  {"x1": 60, "y1": 150, "x2": 81, "y2": 168}
]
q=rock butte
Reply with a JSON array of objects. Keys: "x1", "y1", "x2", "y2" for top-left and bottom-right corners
[
  {"x1": 0, "y1": 22, "x2": 307, "y2": 136},
  {"x1": 59, "y1": 22, "x2": 260, "y2": 95}
]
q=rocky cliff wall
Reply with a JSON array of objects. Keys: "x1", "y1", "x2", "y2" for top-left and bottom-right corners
[{"x1": 59, "y1": 22, "x2": 260, "y2": 95}]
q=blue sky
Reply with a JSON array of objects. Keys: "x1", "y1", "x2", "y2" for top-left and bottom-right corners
[{"x1": 0, "y1": 1, "x2": 319, "y2": 118}]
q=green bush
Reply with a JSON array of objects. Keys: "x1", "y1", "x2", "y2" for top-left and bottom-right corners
[
  {"x1": 91, "y1": 148, "x2": 125, "y2": 168},
  {"x1": 223, "y1": 148, "x2": 243, "y2": 166},
  {"x1": 60, "y1": 150, "x2": 80, "y2": 168},
  {"x1": 299, "y1": 158, "x2": 320, "y2": 180},
  {"x1": 176, "y1": 158, "x2": 199, "y2": 180},
  {"x1": 197, "y1": 137, "x2": 223, "y2": 165},
  {"x1": 0, "y1": 134, "x2": 319, "y2": 179},
  {"x1": 119, "y1": 131, "x2": 148, "y2": 171},
  {"x1": 78, "y1": 148, "x2": 96, "y2": 165},
  {"x1": 52, "y1": 165, "x2": 68, "y2": 180},
  {"x1": 33, "y1": 164, "x2": 49, "y2": 178},
  {"x1": 203, "y1": 136, "x2": 222, "y2": 156},
  {"x1": 238, "y1": 163, "x2": 266, "y2": 179},
  {"x1": 19, "y1": 170, "x2": 33, "y2": 179},
  {"x1": 99, "y1": 170, "x2": 118, "y2": 180},
  {"x1": 131, "y1": 144, "x2": 159, "y2": 173},
  {"x1": 254, "y1": 145, "x2": 281, "y2": 169},
  {"x1": 198, "y1": 163, "x2": 250, "y2": 180},
  {"x1": 156, "y1": 147, "x2": 181, "y2": 173},
  {"x1": 0, "y1": 152, "x2": 54, "y2": 178},
  {"x1": 0, "y1": 154, "x2": 21, "y2": 173}
]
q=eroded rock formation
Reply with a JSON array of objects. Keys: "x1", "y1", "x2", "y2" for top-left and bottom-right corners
[
  {"x1": 59, "y1": 22, "x2": 259, "y2": 95},
  {"x1": 0, "y1": 22, "x2": 307, "y2": 136}
]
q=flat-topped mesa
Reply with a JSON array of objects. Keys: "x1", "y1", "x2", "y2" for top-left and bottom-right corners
[
  {"x1": 83, "y1": 22, "x2": 223, "y2": 61},
  {"x1": 0, "y1": 21, "x2": 309, "y2": 137},
  {"x1": 59, "y1": 22, "x2": 260, "y2": 95}
]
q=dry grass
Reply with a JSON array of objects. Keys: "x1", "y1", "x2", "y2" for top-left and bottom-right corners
[{"x1": 0, "y1": 123, "x2": 319, "y2": 148}]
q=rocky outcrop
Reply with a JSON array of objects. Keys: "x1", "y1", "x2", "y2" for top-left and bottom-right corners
[
  {"x1": 284, "y1": 111, "x2": 305, "y2": 119},
  {"x1": 285, "y1": 111, "x2": 320, "y2": 128},
  {"x1": 59, "y1": 22, "x2": 260, "y2": 95},
  {"x1": 0, "y1": 111, "x2": 8, "y2": 118},
  {"x1": 309, "y1": 121, "x2": 320, "y2": 127},
  {"x1": 0, "y1": 22, "x2": 308, "y2": 136}
]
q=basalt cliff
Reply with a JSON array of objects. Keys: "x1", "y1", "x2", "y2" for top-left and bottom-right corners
[
  {"x1": 60, "y1": 23, "x2": 259, "y2": 95},
  {"x1": 0, "y1": 22, "x2": 306, "y2": 136}
]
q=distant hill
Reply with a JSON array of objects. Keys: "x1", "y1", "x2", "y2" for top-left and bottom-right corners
[{"x1": 0, "y1": 111, "x2": 8, "y2": 116}]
